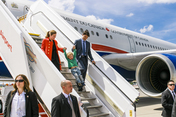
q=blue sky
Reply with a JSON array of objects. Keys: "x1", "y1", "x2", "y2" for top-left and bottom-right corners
[{"x1": 31, "y1": 0, "x2": 176, "y2": 44}]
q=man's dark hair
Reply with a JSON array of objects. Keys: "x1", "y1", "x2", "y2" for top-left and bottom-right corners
[
  {"x1": 83, "y1": 30, "x2": 90, "y2": 37},
  {"x1": 167, "y1": 80, "x2": 175, "y2": 85}
]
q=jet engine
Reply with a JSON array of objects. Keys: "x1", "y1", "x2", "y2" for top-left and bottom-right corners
[{"x1": 136, "y1": 54, "x2": 176, "y2": 97}]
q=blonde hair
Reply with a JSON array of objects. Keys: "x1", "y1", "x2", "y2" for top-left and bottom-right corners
[
  {"x1": 67, "y1": 52, "x2": 73, "y2": 58},
  {"x1": 45, "y1": 30, "x2": 57, "y2": 38},
  {"x1": 12, "y1": 74, "x2": 32, "y2": 94}
]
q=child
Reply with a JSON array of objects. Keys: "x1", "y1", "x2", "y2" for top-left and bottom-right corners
[{"x1": 63, "y1": 46, "x2": 84, "y2": 91}]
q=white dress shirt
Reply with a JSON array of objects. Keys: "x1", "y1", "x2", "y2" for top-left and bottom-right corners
[
  {"x1": 11, "y1": 91, "x2": 26, "y2": 117},
  {"x1": 62, "y1": 92, "x2": 72, "y2": 104},
  {"x1": 168, "y1": 88, "x2": 175, "y2": 100}
]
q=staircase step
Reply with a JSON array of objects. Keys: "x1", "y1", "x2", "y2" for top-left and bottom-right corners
[
  {"x1": 81, "y1": 97, "x2": 96, "y2": 101},
  {"x1": 29, "y1": 33, "x2": 40, "y2": 37},
  {"x1": 62, "y1": 67, "x2": 68, "y2": 69},
  {"x1": 77, "y1": 91, "x2": 90, "y2": 94},
  {"x1": 60, "y1": 71, "x2": 72, "y2": 74},
  {"x1": 31, "y1": 35, "x2": 43, "y2": 39},
  {"x1": 72, "y1": 84, "x2": 77, "y2": 87},
  {"x1": 67, "y1": 78, "x2": 76, "y2": 80},
  {"x1": 86, "y1": 105, "x2": 102, "y2": 109},
  {"x1": 89, "y1": 112, "x2": 109, "y2": 117}
]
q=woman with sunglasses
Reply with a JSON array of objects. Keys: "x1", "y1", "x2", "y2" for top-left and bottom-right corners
[{"x1": 4, "y1": 74, "x2": 39, "y2": 117}]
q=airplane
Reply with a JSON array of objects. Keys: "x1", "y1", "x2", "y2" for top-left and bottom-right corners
[{"x1": 1, "y1": 0, "x2": 176, "y2": 98}]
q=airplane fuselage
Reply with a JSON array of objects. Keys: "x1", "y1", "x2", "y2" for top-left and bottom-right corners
[{"x1": 1, "y1": 0, "x2": 176, "y2": 81}]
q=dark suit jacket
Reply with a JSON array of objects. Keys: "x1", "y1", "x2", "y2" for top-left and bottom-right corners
[
  {"x1": 4, "y1": 91, "x2": 39, "y2": 117},
  {"x1": 161, "y1": 89, "x2": 174, "y2": 117},
  {"x1": 74, "y1": 39, "x2": 93, "y2": 61},
  {"x1": 51, "y1": 93, "x2": 81, "y2": 117},
  {"x1": 172, "y1": 96, "x2": 176, "y2": 117}
]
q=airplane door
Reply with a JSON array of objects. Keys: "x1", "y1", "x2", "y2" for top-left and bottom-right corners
[{"x1": 128, "y1": 36, "x2": 136, "y2": 53}]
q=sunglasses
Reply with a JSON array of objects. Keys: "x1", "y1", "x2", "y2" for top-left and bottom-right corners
[
  {"x1": 15, "y1": 79, "x2": 24, "y2": 82},
  {"x1": 169, "y1": 84, "x2": 175, "y2": 86}
]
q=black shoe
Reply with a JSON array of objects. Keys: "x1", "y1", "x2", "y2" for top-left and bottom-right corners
[
  {"x1": 82, "y1": 82, "x2": 85, "y2": 86},
  {"x1": 78, "y1": 87, "x2": 83, "y2": 91}
]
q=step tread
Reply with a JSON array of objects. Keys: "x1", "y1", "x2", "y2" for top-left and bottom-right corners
[
  {"x1": 67, "y1": 78, "x2": 76, "y2": 80},
  {"x1": 60, "y1": 71, "x2": 71, "y2": 74},
  {"x1": 81, "y1": 97, "x2": 96, "y2": 101},
  {"x1": 89, "y1": 112, "x2": 109, "y2": 117},
  {"x1": 77, "y1": 91, "x2": 90, "y2": 94},
  {"x1": 31, "y1": 35, "x2": 43, "y2": 40},
  {"x1": 62, "y1": 67, "x2": 69, "y2": 69},
  {"x1": 86, "y1": 104, "x2": 102, "y2": 109}
]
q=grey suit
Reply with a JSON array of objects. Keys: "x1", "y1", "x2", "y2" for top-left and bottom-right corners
[
  {"x1": 74, "y1": 39, "x2": 94, "y2": 80},
  {"x1": 51, "y1": 93, "x2": 81, "y2": 117},
  {"x1": 161, "y1": 89, "x2": 174, "y2": 117}
]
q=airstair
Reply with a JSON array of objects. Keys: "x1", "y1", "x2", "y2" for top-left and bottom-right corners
[{"x1": 0, "y1": 0, "x2": 139, "y2": 117}]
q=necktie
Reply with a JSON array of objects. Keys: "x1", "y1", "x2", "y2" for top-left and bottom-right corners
[
  {"x1": 172, "y1": 91, "x2": 175, "y2": 99},
  {"x1": 68, "y1": 96, "x2": 76, "y2": 117},
  {"x1": 82, "y1": 41, "x2": 86, "y2": 56}
]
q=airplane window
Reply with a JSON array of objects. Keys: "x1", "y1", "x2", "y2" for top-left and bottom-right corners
[
  {"x1": 80, "y1": 28, "x2": 84, "y2": 33},
  {"x1": 153, "y1": 45, "x2": 155, "y2": 48},
  {"x1": 150, "y1": 45, "x2": 152, "y2": 48},
  {"x1": 74, "y1": 27, "x2": 78, "y2": 31},
  {"x1": 139, "y1": 42, "x2": 141, "y2": 46},
  {"x1": 145, "y1": 44, "x2": 147, "y2": 47},
  {"x1": 147, "y1": 44, "x2": 149, "y2": 47},
  {"x1": 110, "y1": 35, "x2": 113, "y2": 39},
  {"x1": 142, "y1": 43, "x2": 144, "y2": 46},
  {"x1": 91, "y1": 31, "x2": 94, "y2": 35},
  {"x1": 96, "y1": 32, "x2": 99, "y2": 36},
  {"x1": 105, "y1": 34, "x2": 108, "y2": 38},
  {"x1": 135, "y1": 42, "x2": 138, "y2": 45}
]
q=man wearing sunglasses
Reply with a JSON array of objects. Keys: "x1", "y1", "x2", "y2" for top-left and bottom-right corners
[{"x1": 161, "y1": 80, "x2": 175, "y2": 117}]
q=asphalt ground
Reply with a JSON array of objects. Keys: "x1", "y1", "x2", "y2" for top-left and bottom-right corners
[{"x1": 136, "y1": 89, "x2": 162, "y2": 117}]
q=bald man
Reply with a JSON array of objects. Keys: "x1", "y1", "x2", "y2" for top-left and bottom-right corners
[{"x1": 51, "y1": 80, "x2": 81, "y2": 117}]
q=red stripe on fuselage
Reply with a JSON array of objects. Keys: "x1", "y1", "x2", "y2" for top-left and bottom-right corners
[
  {"x1": 92, "y1": 44, "x2": 128, "y2": 53},
  {"x1": 0, "y1": 57, "x2": 2, "y2": 61}
]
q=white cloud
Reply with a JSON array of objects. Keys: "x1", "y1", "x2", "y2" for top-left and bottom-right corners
[
  {"x1": 140, "y1": 25, "x2": 153, "y2": 33},
  {"x1": 47, "y1": 0, "x2": 114, "y2": 24},
  {"x1": 86, "y1": 15, "x2": 113, "y2": 24},
  {"x1": 126, "y1": 13, "x2": 134, "y2": 17},
  {"x1": 138, "y1": 0, "x2": 176, "y2": 4},
  {"x1": 48, "y1": 0, "x2": 75, "y2": 12}
]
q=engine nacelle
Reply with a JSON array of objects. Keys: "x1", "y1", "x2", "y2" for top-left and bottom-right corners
[{"x1": 136, "y1": 54, "x2": 176, "y2": 97}]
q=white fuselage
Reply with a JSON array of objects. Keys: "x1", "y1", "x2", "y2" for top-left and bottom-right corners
[
  {"x1": 1, "y1": 0, "x2": 176, "y2": 80},
  {"x1": 3, "y1": 0, "x2": 176, "y2": 55},
  {"x1": 54, "y1": 8, "x2": 176, "y2": 55}
]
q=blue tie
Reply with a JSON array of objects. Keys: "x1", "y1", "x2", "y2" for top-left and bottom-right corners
[{"x1": 83, "y1": 41, "x2": 86, "y2": 56}]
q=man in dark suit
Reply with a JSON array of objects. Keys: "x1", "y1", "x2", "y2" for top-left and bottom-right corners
[
  {"x1": 51, "y1": 80, "x2": 81, "y2": 117},
  {"x1": 161, "y1": 80, "x2": 175, "y2": 117},
  {"x1": 172, "y1": 94, "x2": 176, "y2": 117},
  {"x1": 74, "y1": 30, "x2": 95, "y2": 83}
]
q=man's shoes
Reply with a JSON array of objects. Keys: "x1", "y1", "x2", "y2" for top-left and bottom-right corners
[
  {"x1": 82, "y1": 82, "x2": 86, "y2": 86},
  {"x1": 78, "y1": 87, "x2": 83, "y2": 91}
]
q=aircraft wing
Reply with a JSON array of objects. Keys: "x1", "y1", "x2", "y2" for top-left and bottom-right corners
[{"x1": 102, "y1": 49, "x2": 176, "y2": 71}]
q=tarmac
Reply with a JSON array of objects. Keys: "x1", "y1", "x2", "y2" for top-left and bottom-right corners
[{"x1": 136, "y1": 89, "x2": 162, "y2": 117}]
